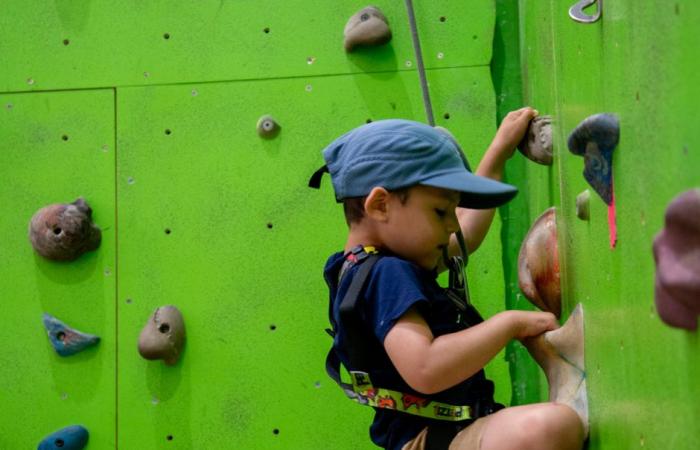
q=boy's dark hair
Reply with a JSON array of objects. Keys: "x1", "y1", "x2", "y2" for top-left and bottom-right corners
[{"x1": 343, "y1": 187, "x2": 411, "y2": 226}]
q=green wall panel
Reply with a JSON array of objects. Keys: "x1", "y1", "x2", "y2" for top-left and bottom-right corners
[
  {"x1": 0, "y1": 0, "x2": 493, "y2": 93},
  {"x1": 115, "y1": 66, "x2": 502, "y2": 449},
  {"x1": 0, "y1": 90, "x2": 116, "y2": 448},
  {"x1": 515, "y1": 0, "x2": 700, "y2": 448}
]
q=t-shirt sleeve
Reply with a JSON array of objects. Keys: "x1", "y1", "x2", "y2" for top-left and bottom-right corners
[{"x1": 363, "y1": 257, "x2": 428, "y2": 343}]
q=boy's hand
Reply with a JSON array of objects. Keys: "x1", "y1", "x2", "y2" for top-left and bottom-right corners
[
  {"x1": 490, "y1": 106, "x2": 539, "y2": 161},
  {"x1": 506, "y1": 310, "x2": 558, "y2": 341}
]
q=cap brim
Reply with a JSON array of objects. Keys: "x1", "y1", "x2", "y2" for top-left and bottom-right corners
[{"x1": 421, "y1": 171, "x2": 518, "y2": 209}]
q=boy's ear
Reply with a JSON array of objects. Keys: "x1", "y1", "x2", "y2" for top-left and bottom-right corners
[{"x1": 364, "y1": 187, "x2": 390, "y2": 221}]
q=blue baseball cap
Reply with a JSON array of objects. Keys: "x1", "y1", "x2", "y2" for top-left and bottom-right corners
[{"x1": 309, "y1": 119, "x2": 517, "y2": 209}]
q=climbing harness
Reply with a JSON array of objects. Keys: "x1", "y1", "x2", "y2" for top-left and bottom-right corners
[{"x1": 325, "y1": 234, "x2": 503, "y2": 424}]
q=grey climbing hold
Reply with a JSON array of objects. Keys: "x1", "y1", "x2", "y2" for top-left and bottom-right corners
[
  {"x1": 576, "y1": 190, "x2": 591, "y2": 221},
  {"x1": 343, "y1": 6, "x2": 392, "y2": 52},
  {"x1": 138, "y1": 305, "x2": 186, "y2": 365},
  {"x1": 567, "y1": 113, "x2": 619, "y2": 205},
  {"x1": 256, "y1": 115, "x2": 281, "y2": 139},
  {"x1": 43, "y1": 313, "x2": 100, "y2": 356},
  {"x1": 518, "y1": 115, "x2": 553, "y2": 165},
  {"x1": 29, "y1": 197, "x2": 101, "y2": 261},
  {"x1": 38, "y1": 425, "x2": 89, "y2": 450}
]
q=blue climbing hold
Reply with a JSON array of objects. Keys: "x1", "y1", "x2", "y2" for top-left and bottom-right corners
[
  {"x1": 42, "y1": 313, "x2": 100, "y2": 357},
  {"x1": 38, "y1": 425, "x2": 89, "y2": 450},
  {"x1": 567, "y1": 113, "x2": 620, "y2": 205}
]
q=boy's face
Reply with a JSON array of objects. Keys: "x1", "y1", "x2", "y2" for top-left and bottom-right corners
[{"x1": 381, "y1": 185, "x2": 460, "y2": 271}]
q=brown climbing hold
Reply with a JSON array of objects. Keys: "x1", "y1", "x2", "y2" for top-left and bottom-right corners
[
  {"x1": 518, "y1": 115, "x2": 553, "y2": 165},
  {"x1": 343, "y1": 6, "x2": 392, "y2": 52},
  {"x1": 256, "y1": 115, "x2": 281, "y2": 139},
  {"x1": 138, "y1": 306, "x2": 186, "y2": 365},
  {"x1": 518, "y1": 207, "x2": 561, "y2": 318},
  {"x1": 29, "y1": 198, "x2": 101, "y2": 261},
  {"x1": 653, "y1": 189, "x2": 700, "y2": 330}
]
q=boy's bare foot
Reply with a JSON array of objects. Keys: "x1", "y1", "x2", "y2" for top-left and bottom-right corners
[{"x1": 524, "y1": 304, "x2": 589, "y2": 437}]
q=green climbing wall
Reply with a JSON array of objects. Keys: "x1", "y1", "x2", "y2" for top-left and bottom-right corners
[
  {"x1": 496, "y1": 0, "x2": 700, "y2": 448},
  {"x1": 0, "y1": 1, "x2": 511, "y2": 448}
]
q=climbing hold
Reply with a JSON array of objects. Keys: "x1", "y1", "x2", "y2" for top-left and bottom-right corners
[
  {"x1": 652, "y1": 189, "x2": 700, "y2": 330},
  {"x1": 38, "y1": 425, "x2": 89, "y2": 450},
  {"x1": 138, "y1": 306, "x2": 186, "y2": 365},
  {"x1": 42, "y1": 314, "x2": 100, "y2": 356},
  {"x1": 256, "y1": 115, "x2": 281, "y2": 139},
  {"x1": 576, "y1": 190, "x2": 590, "y2": 221},
  {"x1": 518, "y1": 207, "x2": 561, "y2": 318},
  {"x1": 567, "y1": 113, "x2": 619, "y2": 205},
  {"x1": 569, "y1": 0, "x2": 602, "y2": 24},
  {"x1": 518, "y1": 115, "x2": 553, "y2": 165},
  {"x1": 524, "y1": 304, "x2": 589, "y2": 437},
  {"x1": 343, "y1": 6, "x2": 392, "y2": 52},
  {"x1": 29, "y1": 198, "x2": 101, "y2": 261}
]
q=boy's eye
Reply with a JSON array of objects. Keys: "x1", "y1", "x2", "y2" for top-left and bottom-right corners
[{"x1": 434, "y1": 209, "x2": 447, "y2": 218}]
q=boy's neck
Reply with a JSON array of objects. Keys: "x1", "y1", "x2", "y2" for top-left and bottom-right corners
[{"x1": 344, "y1": 224, "x2": 382, "y2": 254}]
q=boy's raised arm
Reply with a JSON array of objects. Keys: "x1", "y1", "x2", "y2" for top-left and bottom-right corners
[{"x1": 449, "y1": 107, "x2": 538, "y2": 257}]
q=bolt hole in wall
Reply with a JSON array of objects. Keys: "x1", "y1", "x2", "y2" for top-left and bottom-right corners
[
  {"x1": 62, "y1": 135, "x2": 69, "y2": 141},
  {"x1": 269, "y1": 324, "x2": 276, "y2": 331},
  {"x1": 263, "y1": 27, "x2": 270, "y2": 34},
  {"x1": 443, "y1": 113, "x2": 450, "y2": 120},
  {"x1": 166, "y1": 435, "x2": 173, "y2": 441},
  {"x1": 62, "y1": 39, "x2": 69, "y2": 46},
  {"x1": 439, "y1": 16, "x2": 446, "y2": 22},
  {"x1": 164, "y1": 129, "x2": 172, "y2": 135},
  {"x1": 266, "y1": 222, "x2": 273, "y2": 229},
  {"x1": 272, "y1": 429, "x2": 279, "y2": 435},
  {"x1": 164, "y1": 228, "x2": 171, "y2": 235},
  {"x1": 163, "y1": 33, "x2": 170, "y2": 40}
]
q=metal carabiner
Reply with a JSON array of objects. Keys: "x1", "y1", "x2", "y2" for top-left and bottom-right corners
[{"x1": 569, "y1": 0, "x2": 602, "y2": 24}]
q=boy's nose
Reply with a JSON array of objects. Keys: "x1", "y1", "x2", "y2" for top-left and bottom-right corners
[{"x1": 446, "y1": 211, "x2": 460, "y2": 234}]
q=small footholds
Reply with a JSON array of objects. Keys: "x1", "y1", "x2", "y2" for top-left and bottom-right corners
[
  {"x1": 138, "y1": 305, "x2": 186, "y2": 365},
  {"x1": 343, "y1": 6, "x2": 392, "y2": 52},
  {"x1": 567, "y1": 113, "x2": 619, "y2": 205},
  {"x1": 38, "y1": 425, "x2": 89, "y2": 450},
  {"x1": 43, "y1": 314, "x2": 100, "y2": 356},
  {"x1": 652, "y1": 189, "x2": 700, "y2": 330},
  {"x1": 256, "y1": 115, "x2": 281, "y2": 139},
  {"x1": 29, "y1": 197, "x2": 102, "y2": 261},
  {"x1": 576, "y1": 190, "x2": 591, "y2": 221},
  {"x1": 518, "y1": 115, "x2": 553, "y2": 165},
  {"x1": 518, "y1": 207, "x2": 561, "y2": 318}
]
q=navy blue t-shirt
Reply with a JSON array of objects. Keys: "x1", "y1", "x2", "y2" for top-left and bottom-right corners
[{"x1": 323, "y1": 251, "x2": 494, "y2": 450}]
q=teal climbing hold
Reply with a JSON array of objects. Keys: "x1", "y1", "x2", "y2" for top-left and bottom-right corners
[
  {"x1": 38, "y1": 425, "x2": 88, "y2": 450},
  {"x1": 42, "y1": 313, "x2": 100, "y2": 356}
]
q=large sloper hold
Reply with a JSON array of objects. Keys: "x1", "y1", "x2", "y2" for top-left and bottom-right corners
[
  {"x1": 525, "y1": 304, "x2": 589, "y2": 437},
  {"x1": 42, "y1": 313, "x2": 100, "y2": 357},
  {"x1": 343, "y1": 6, "x2": 392, "y2": 52},
  {"x1": 653, "y1": 189, "x2": 700, "y2": 330},
  {"x1": 567, "y1": 113, "x2": 620, "y2": 205},
  {"x1": 38, "y1": 425, "x2": 89, "y2": 450},
  {"x1": 518, "y1": 115, "x2": 553, "y2": 165},
  {"x1": 29, "y1": 197, "x2": 101, "y2": 261},
  {"x1": 138, "y1": 305, "x2": 186, "y2": 365},
  {"x1": 518, "y1": 207, "x2": 561, "y2": 318}
]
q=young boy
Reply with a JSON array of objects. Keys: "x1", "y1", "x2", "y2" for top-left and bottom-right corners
[{"x1": 312, "y1": 108, "x2": 585, "y2": 450}]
